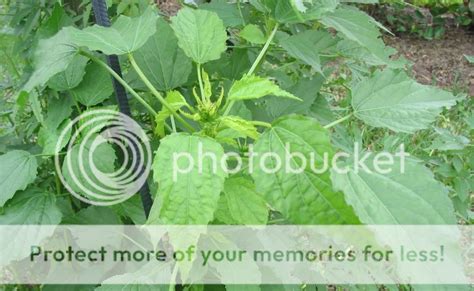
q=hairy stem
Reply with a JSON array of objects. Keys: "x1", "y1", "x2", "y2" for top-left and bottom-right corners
[
  {"x1": 236, "y1": 0, "x2": 246, "y2": 26},
  {"x1": 248, "y1": 23, "x2": 279, "y2": 76},
  {"x1": 324, "y1": 113, "x2": 353, "y2": 129},
  {"x1": 128, "y1": 54, "x2": 195, "y2": 133},
  {"x1": 196, "y1": 63, "x2": 206, "y2": 102},
  {"x1": 81, "y1": 51, "x2": 158, "y2": 116},
  {"x1": 168, "y1": 263, "x2": 179, "y2": 291},
  {"x1": 224, "y1": 23, "x2": 279, "y2": 116},
  {"x1": 55, "y1": 167, "x2": 62, "y2": 195},
  {"x1": 170, "y1": 116, "x2": 177, "y2": 133},
  {"x1": 251, "y1": 120, "x2": 271, "y2": 128}
]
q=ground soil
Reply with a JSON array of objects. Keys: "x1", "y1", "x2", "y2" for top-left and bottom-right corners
[
  {"x1": 156, "y1": 0, "x2": 181, "y2": 17},
  {"x1": 384, "y1": 27, "x2": 474, "y2": 96}
]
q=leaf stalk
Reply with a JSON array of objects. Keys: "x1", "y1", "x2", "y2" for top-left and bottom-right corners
[
  {"x1": 324, "y1": 113, "x2": 353, "y2": 129},
  {"x1": 196, "y1": 63, "x2": 206, "y2": 102},
  {"x1": 80, "y1": 51, "x2": 158, "y2": 116},
  {"x1": 128, "y1": 54, "x2": 195, "y2": 133},
  {"x1": 224, "y1": 23, "x2": 280, "y2": 116}
]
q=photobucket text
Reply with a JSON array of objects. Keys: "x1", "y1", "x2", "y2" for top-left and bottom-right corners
[{"x1": 172, "y1": 142, "x2": 410, "y2": 181}]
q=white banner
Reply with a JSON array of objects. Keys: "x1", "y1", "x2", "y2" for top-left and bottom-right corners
[{"x1": 0, "y1": 225, "x2": 471, "y2": 285}]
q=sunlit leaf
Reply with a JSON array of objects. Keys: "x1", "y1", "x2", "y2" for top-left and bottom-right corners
[
  {"x1": 171, "y1": 8, "x2": 227, "y2": 64},
  {"x1": 0, "y1": 151, "x2": 38, "y2": 207}
]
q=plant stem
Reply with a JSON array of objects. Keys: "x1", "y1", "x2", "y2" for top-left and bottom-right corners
[
  {"x1": 268, "y1": 218, "x2": 287, "y2": 224},
  {"x1": 224, "y1": 23, "x2": 279, "y2": 116},
  {"x1": 248, "y1": 23, "x2": 279, "y2": 76},
  {"x1": 69, "y1": 91, "x2": 83, "y2": 114},
  {"x1": 55, "y1": 168, "x2": 62, "y2": 195},
  {"x1": 324, "y1": 113, "x2": 353, "y2": 129},
  {"x1": 170, "y1": 116, "x2": 177, "y2": 133},
  {"x1": 168, "y1": 263, "x2": 179, "y2": 291},
  {"x1": 236, "y1": 0, "x2": 246, "y2": 26},
  {"x1": 80, "y1": 51, "x2": 158, "y2": 116},
  {"x1": 33, "y1": 152, "x2": 67, "y2": 158},
  {"x1": 196, "y1": 63, "x2": 206, "y2": 102},
  {"x1": 251, "y1": 120, "x2": 271, "y2": 128},
  {"x1": 128, "y1": 54, "x2": 195, "y2": 133}
]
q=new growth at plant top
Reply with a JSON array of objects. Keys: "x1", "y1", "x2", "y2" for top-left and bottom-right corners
[{"x1": 0, "y1": 0, "x2": 472, "y2": 230}]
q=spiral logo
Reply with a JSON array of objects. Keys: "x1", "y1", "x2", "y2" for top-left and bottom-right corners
[{"x1": 55, "y1": 109, "x2": 152, "y2": 206}]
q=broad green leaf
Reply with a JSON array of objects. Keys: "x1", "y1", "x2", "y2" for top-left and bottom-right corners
[
  {"x1": 336, "y1": 38, "x2": 406, "y2": 68},
  {"x1": 200, "y1": 0, "x2": 246, "y2": 27},
  {"x1": 310, "y1": 95, "x2": 336, "y2": 125},
  {"x1": 149, "y1": 134, "x2": 227, "y2": 224},
  {"x1": 464, "y1": 54, "x2": 474, "y2": 63},
  {"x1": 228, "y1": 75, "x2": 301, "y2": 101},
  {"x1": 428, "y1": 128, "x2": 470, "y2": 151},
  {"x1": 214, "y1": 195, "x2": 238, "y2": 225},
  {"x1": 170, "y1": 8, "x2": 227, "y2": 64},
  {"x1": 301, "y1": 29, "x2": 339, "y2": 52},
  {"x1": 155, "y1": 91, "x2": 188, "y2": 137},
  {"x1": 266, "y1": 76, "x2": 324, "y2": 118},
  {"x1": 252, "y1": 115, "x2": 359, "y2": 224},
  {"x1": 116, "y1": 0, "x2": 150, "y2": 16},
  {"x1": 240, "y1": 24, "x2": 266, "y2": 44},
  {"x1": 222, "y1": 176, "x2": 268, "y2": 225},
  {"x1": 205, "y1": 48, "x2": 251, "y2": 81},
  {"x1": 0, "y1": 189, "x2": 62, "y2": 266},
  {"x1": 37, "y1": 3, "x2": 73, "y2": 39},
  {"x1": 47, "y1": 55, "x2": 88, "y2": 91},
  {"x1": 28, "y1": 89, "x2": 44, "y2": 123},
  {"x1": 133, "y1": 18, "x2": 192, "y2": 91},
  {"x1": 331, "y1": 156, "x2": 457, "y2": 224},
  {"x1": 43, "y1": 95, "x2": 74, "y2": 130},
  {"x1": 251, "y1": 0, "x2": 339, "y2": 23},
  {"x1": 320, "y1": 6, "x2": 381, "y2": 53},
  {"x1": 228, "y1": 101, "x2": 253, "y2": 120},
  {"x1": 62, "y1": 135, "x2": 117, "y2": 201},
  {"x1": 0, "y1": 150, "x2": 38, "y2": 207},
  {"x1": 62, "y1": 206, "x2": 121, "y2": 225},
  {"x1": 37, "y1": 96, "x2": 74, "y2": 155},
  {"x1": 77, "y1": 106, "x2": 118, "y2": 139},
  {"x1": 70, "y1": 62, "x2": 114, "y2": 106},
  {"x1": 111, "y1": 195, "x2": 146, "y2": 225},
  {"x1": 279, "y1": 30, "x2": 322, "y2": 72},
  {"x1": 23, "y1": 28, "x2": 78, "y2": 92},
  {"x1": 218, "y1": 116, "x2": 259, "y2": 140},
  {"x1": 352, "y1": 70, "x2": 460, "y2": 133},
  {"x1": 69, "y1": 7, "x2": 158, "y2": 55},
  {"x1": 0, "y1": 189, "x2": 61, "y2": 225},
  {"x1": 38, "y1": 119, "x2": 72, "y2": 155}
]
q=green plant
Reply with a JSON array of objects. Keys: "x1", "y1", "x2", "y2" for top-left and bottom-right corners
[
  {"x1": 0, "y1": 0, "x2": 472, "y2": 289},
  {"x1": 381, "y1": 0, "x2": 473, "y2": 39}
]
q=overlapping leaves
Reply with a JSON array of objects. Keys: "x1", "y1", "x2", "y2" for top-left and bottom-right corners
[
  {"x1": 252, "y1": 115, "x2": 360, "y2": 224},
  {"x1": 68, "y1": 7, "x2": 158, "y2": 55}
]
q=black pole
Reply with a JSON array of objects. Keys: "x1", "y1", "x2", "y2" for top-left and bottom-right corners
[{"x1": 91, "y1": 0, "x2": 153, "y2": 218}]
